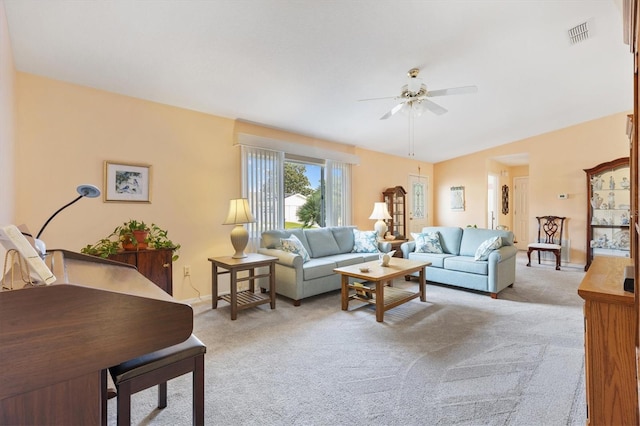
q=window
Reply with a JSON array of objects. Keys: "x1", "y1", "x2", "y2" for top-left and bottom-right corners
[
  {"x1": 242, "y1": 146, "x2": 351, "y2": 251},
  {"x1": 284, "y1": 159, "x2": 324, "y2": 228}
]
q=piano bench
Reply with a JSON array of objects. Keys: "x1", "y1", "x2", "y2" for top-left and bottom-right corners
[{"x1": 108, "y1": 334, "x2": 206, "y2": 426}]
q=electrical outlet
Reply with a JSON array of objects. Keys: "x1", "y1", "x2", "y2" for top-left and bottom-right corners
[{"x1": 183, "y1": 265, "x2": 191, "y2": 277}]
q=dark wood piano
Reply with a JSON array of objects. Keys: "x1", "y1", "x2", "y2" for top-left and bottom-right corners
[{"x1": 0, "y1": 249, "x2": 193, "y2": 425}]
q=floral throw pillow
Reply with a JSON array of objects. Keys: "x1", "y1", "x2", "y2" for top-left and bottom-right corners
[
  {"x1": 474, "y1": 236, "x2": 502, "y2": 261},
  {"x1": 280, "y1": 235, "x2": 311, "y2": 263},
  {"x1": 352, "y1": 229, "x2": 379, "y2": 253},
  {"x1": 412, "y1": 232, "x2": 444, "y2": 254}
]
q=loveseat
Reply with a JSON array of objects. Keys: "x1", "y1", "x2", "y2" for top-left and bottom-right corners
[
  {"x1": 257, "y1": 226, "x2": 390, "y2": 305},
  {"x1": 400, "y1": 226, "x2": 517, "y2": 298}
]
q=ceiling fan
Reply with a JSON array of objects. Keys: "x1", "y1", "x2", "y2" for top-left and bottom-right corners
[{"x1": 360, "y1": 68, "x2": 478, "y2": 120}]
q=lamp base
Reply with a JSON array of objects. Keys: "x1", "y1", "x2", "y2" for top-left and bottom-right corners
[
  {"x1": 374, "y1": 220, "x2": 388, "y2": 240},
  {"x1": 230, "y1": 224, "x2": 249, "y2": 259}
]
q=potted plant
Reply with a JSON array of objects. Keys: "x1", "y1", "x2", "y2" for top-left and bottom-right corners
[
  {"x1": 116, "y1": 219, "x2": 150, "y2": 250},
  {"x1": 81, "y1": 220, "x2": 181, "y2": 260}
]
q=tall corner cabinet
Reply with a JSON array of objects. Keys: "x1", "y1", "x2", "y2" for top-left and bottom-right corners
[
  {"x1": 383, "y1": 186, "x2": 407, "y2": 239},
  {"x1": 584, "y1": 157, "x2": 631, "y2": 271}
]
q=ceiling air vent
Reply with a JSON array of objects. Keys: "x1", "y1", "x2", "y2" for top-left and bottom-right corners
[{"x1": 568, "y1": 21, "x2": 589, "y2": 44}]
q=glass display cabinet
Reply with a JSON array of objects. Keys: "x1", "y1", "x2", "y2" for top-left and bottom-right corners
[
  {"x1": 584, "y1": 157, "x2": 630, "y2": 270},
  {"x1": 382, "y1": 186, "x2": 406, "y2": 239}
]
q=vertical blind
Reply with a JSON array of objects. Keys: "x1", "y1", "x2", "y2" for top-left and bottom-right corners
[
  {"x1": 325, "y1": 160, "x2": 351, "y2": 226},
  {"x1": 241, "y1": 146, "x2": 284, "y2": 251},
  {"x1": 241, "y1": 146, "x2": 352, "y2": 250}
]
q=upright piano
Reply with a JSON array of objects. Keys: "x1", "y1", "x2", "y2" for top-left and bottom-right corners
[{"x1": 0, "y1": 249, "x2": 193, "y2": 425}]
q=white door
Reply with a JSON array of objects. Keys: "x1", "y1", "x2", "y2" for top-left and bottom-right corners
[
  {"x1": 514, "y1": 176, "x2": 529, "y2": 250},
  {"x1": 408, "y1": 174, "x2": 429, "y2": 234}
]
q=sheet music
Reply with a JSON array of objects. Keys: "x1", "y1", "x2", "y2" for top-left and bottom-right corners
[{"x1": 0, "y1": 224, "x2": 56, "y2": 285}]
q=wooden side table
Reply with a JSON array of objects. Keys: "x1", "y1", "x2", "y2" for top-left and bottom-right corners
[
  {"x1": 208, "y1": 253, "x2": 277, "y2": 320},
  {"x1": 387, "y1": 239, "x2": 407, "y2": 257}
]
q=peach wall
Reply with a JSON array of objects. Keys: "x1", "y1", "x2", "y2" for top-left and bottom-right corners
[
  {"x1": 15, "y1": 73, "x2": 426, "y2": 301},
  {"x1": 434, "y1": 112, "x2": 631, "y2": 266},
  {"x1": 352, "y1": 149, "x2": 434, "y2": 231},
  {"x1": 16, "y1": 73, "x2": 238, "y2": 301},
  {"x1": 0, "y1": 1, "x2": 15, "y2": 224}
]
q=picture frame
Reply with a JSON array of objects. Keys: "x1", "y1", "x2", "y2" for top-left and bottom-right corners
[
  {"x1": 450, "y1": 186, "x2": 465, "y2": 211},
  {"x1": 104, "y1": 161, "x2": 152, "y2": 203},
  {"x1": 502, "y1": 185, "x2": 509, "y2": 215}
]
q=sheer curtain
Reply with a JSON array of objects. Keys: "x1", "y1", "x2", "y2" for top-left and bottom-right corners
[
  {"x1": 241, "y1": 146, "x2": 284, "y2": 252},
  {"x1": 325, "y1": 160, "x2": 351, "y2": 226}
]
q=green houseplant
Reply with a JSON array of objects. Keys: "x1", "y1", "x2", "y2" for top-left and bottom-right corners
[{"x1": 81, "y1": 219, "x2": 181, "y2": 260}]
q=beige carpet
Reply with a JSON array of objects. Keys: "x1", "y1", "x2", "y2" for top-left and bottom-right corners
[{"x1": 107, "y1": 252, "x2": 587, "y2": 425}]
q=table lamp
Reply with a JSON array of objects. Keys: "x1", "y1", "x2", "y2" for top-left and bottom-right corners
[
  {"x1": 223, "y1": 198, "x2": 256, "y2": 258},
  {"x1": 34, "y1": 184, "x2": 101, "y2": 256},
  {"x1": 369, "y1": 202, "x2": 391, "y2": 239}
]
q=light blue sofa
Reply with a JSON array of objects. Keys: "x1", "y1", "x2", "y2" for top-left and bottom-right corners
[
  {"x1": 400, "y1": 226, "x2": 517, "y2": 298},
  {"x1": 257, "y1": 226, "x2": 390, "y2": 305}
]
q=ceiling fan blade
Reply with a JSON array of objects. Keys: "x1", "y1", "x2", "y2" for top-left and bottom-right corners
[
  {"x1": 422, "y1": 99, "x2": 448, "y2": 115},
  {"x1": 428, "y1": 85, "x2": 478, "y2": 97},
  {"x1": 358, "y1": 95, "x2": 398, "y2": 102},
  {"x1": 380, "y1": 102, "x2": 406, "y2": 120}
]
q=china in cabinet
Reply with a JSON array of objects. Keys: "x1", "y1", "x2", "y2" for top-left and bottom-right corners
[
  {"x1": 382, "y1": 186, "x2": 406, "y2": 239},
  {"x1": 584, "y1": 157, "x2": 630, "y2": 271}
]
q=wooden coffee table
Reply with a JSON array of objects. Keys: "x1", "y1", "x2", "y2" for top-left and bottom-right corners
[{"x1": 334, "y1": 258, "x2": 431, "y2": 322}]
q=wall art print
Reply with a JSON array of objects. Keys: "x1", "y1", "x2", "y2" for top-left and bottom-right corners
[
  {"x1": 104, "y1": 161, "x2": 152, "y2": 203},
  {"x1": 450, "y1": 186, "x2": 465, "y2": 211}
]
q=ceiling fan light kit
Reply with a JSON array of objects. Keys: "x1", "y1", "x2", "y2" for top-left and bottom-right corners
[
  {"x1": 360, "y1": 67, "x2": 478, "y2": 121},
  {"x1": 360, "y1": 67, "x2": 478, "y2": 156}
]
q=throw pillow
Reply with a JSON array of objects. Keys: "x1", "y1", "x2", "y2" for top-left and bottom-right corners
[
  {"x1": 474, "y1": 236, "x2": 502, "y2": 261},
  {"x1": 352, "y1": 229, "x2": 379, "y2": 253},
  {"x1": 412, "y1": 232, "x2": 444, "y2": 254},
  {"x1": 280, "y1": 235, "x2": 311, "y2": 263}
]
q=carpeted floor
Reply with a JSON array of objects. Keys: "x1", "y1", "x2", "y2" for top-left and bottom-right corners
[{"x1": 107, "y1": 252, "x2": 587, "y2": 425}]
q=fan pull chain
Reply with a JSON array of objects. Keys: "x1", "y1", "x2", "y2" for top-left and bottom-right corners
[{"x1": 408, "y1": 110, "x2": 415, "y2": 157}]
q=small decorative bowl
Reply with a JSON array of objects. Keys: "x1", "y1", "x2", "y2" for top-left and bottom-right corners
[
  {"x1": 384, "y1": 235, "x2": 396, "y2": 241},
  {"x1": 359, "y1": 267, "x2": 369, "y2": 273}
]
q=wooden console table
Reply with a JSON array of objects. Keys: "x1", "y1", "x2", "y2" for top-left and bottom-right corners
[
  {"x1": 209, "y1": 253, "x2": 277, "y2": 320},
  {"x1": 577, "y1": 256, "x2": 637, "y2": 426}
]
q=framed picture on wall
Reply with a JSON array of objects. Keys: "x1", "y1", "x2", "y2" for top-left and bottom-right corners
[
  {"x1": 104, "y1": 161, "x2": 152, "y2": 203},
  {"x1": 450, "y1": 186, "x2": 465, "y2": 211}
]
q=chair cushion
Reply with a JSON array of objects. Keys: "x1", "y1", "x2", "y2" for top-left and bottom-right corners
[
  {"x1": 330, "y1": 226, "x2": 356, "y2": 253},
  {"x1": 304, "y1": 228, "x2": 341, "y2": 258},
  {"x1": 302, "y1": 258, "x2": 338, "y2": 280},
  {"x1": 528, "y1": 243, "x2": 561, "y2": 250},
  {"x1": 109, "y1": 334, "x2": 206, "y2": 384}
]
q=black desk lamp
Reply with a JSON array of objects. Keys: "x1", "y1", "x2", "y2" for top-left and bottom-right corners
[{"x1": 34, "y1": 184, "x2": 101, "y2": 256}]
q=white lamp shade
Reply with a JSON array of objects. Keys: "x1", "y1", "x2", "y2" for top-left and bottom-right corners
[
  {"x1": 369, "y1": 202, "x2": 391, "y2": 220},
  {"x1": 369, "y1": 202, "x2": 391, "y2": 239},
  {"x1": 223, "y1": 198, "x2": 255, "y2": 225},
  {"x1": 223, "y1": 198, "x2": 255, "y2": 258}
]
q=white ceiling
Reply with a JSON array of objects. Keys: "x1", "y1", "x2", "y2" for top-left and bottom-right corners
[{"x1": 3, "y1": 1, "x2": 633, "y2": 164}]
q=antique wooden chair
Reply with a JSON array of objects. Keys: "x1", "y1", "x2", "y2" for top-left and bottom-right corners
[{"x1": 527, "y1": 216, "x2": 566, "y2": 270}]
